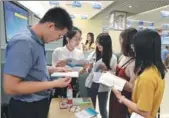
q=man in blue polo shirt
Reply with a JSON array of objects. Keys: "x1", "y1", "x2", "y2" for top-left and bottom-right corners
[{"x1": 3, "y1": 7, "x2": 72, "y2": 118}]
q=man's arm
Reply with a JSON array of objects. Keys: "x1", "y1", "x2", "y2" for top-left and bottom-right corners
[
  {"x1": 3, "y1": 40, "x2": 71, "y2": 95},
  {"x1": 47, "y1": 66, "x2": 72, "y2": 74},
  {"x1": 4, "y1": 74, "x2": 71, "y2": 95}
]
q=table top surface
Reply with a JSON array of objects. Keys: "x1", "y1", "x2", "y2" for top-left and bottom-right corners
[{"x1": 48, "y1": 98, "x2": 95, "y2": 118}]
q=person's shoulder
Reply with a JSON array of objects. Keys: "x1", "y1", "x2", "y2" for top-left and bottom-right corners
[
  {"x1": 140, "y1": 66, "x2": 161, "y2": 83},
  {"x1": 87, "y1": 50, "x2": 95, "y2": 60},
  {"x1": 53, "y1": 47, "x2": 63, "y2": 53},
  {"x1": 91, "y1": 43, "x2": 96, "y2": 48},
  {"x1": 163, "y1": 49, "x2": 168, "y2": 53},
  {"x1": 75, "y1": 48, "x2": 83, "y2": 54},
  {"x1": 112, "y1": 54, "x2": 117, "y2": 59},
  {"x1": 54, "y1": 47, "x2": 63, "y2": 51},
  {"x1": 128, "y1": 57, "x2": 135, "y2": 66},
  {"x1": 89, "y1": 50, "x2": 96, "y2": 57},
  {"x1": 8, "y1": 29, "x2": 34, "y2": 46},
  {"x1": 111, "y1": 54, "x2": 117, "y2": 62},
  {"x1": 119, "y1": 54, "x2": 125, "y2": 60}
]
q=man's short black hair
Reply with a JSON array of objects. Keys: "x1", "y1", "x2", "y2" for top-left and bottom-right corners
[
  {"x1": 40, "y1": 7, "x2": 73, "y2": 31},
  {"x1": 166, "y1": 46, "x2": 169, "y2": 49}
]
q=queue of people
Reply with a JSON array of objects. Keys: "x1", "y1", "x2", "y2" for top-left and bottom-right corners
[{"x1": 3, "y1": 6, "x2": 166, "y2": 118}]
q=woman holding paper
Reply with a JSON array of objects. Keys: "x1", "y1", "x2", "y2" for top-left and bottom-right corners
[
  {"x1": 52, "y1": 27, "x2": 87, "y2": 97},
  {"x1": 85, "y1": 33, "x2": 117, "y2": 118},
  {"x1": 109, "y1": 28, "x2": 138, "y2": 118},
  {"x1": 52, "y1": 27, "x2": 84, "y2": 67},
  {"x1": 112, "y1": 29, "x2": 166, "y2": 118}
]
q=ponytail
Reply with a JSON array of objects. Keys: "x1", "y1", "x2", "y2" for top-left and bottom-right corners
[{"x1": 63, "y1": 35, "x2": 68, "y2": 46}]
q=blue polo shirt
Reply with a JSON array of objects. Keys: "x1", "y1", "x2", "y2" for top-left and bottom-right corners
[{"x1": 4, "y1": 27, "x2": 51, "y2": 102}]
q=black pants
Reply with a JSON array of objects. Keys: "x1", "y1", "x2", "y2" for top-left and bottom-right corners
[
  {"x1": 54, "y1": 77, "x2": 79, "y2": 98},
  {"x1": 87, "y1": 83, "x2": 108, "y2": 118},
  {"x1": 8, "y1": 98, "x2": 50, "y2": 118}
]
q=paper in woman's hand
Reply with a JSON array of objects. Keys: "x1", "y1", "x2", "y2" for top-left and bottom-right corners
[
  {"x1": 92, "y1": 72, "x2": 102, "y2": 82},
  {"x1": 93, "y1": 59, "x2": 104, "y2": 72},
  {"x1": 67, "y1": 58, "x2": 89, "y2": 67},
  {"x1": 99, "y1": 72, "x2": 126, "y2": 91},
  {"x1": 65, "y1": 65, "x2": 82, "y2": 72}
]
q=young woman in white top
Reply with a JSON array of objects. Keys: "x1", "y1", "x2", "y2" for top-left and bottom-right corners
[
  {"x1": 85, "y1": 33, "x2": 117, "y2": 118},
  {"x1": 109, "y1": 28, "x2": 138, "y2": 118},
  {"x1": 52, "y1": 27, "x2": 87, "y2": 97}
]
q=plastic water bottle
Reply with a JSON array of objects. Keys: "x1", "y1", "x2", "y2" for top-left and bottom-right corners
[{"x1": 67, "y1": 84, "x2": 73, "y2": 106}]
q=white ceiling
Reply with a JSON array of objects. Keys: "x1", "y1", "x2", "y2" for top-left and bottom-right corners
[
  {"x1": 18, "y1": 1, "x2": 114, "y2": 19},
  {"x1": 91, "y1": 0, "x2": 169, "y2": 28},
  {"x1": 17, "y1": 1, "x2": 169, "y2": 29},
  {"x1": 92, "y1": 0, "x2": 169, "y2": 19},
  {"x1": 128, "y1": 5, "x2": 169, "y2": 28}
]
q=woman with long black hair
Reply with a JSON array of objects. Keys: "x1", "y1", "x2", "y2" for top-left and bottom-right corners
[
  {"x1": 112, "y1": 29, "x2": 166, "y2": 118},
  {"x1": 109, "y1": 28, "x2": 138, "y2": 118},
  {"x1": 85, "y1": 33, "x2": 117, "y2": 118}
]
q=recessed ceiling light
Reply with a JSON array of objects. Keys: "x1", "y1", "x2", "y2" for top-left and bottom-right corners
[{"x1": 129, "y1": 5, "x2": 132, "y2": 8}]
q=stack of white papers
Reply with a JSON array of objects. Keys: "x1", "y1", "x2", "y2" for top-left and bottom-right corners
[
  {"x1": 51, "y1": 72, "x2": 79, "y2": 78},
  {"x1": 99, "y1": 72, "x2": 126, "y2": 91}
]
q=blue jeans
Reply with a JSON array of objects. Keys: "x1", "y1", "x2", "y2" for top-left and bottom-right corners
[{"x1": 87, "y1": 83, "x2": 108, "y2": 118}]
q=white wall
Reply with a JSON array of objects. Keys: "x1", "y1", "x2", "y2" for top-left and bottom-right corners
[{"x1": 109, "y1": 30, "x2": 121, "y2": 53}]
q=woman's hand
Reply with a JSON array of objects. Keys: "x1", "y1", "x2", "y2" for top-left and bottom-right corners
[
  {"x1": 83, "y1": 63, "x2": 89, "y2": 70},
  {"x1": 56, "y1": 60, "x2": 67, "y2": 67},
  {"x1": 88, "y1": 63, "x2": 93, "y2": 72},
  {"x1": 112, "y1": 88, "x2": 122, "y2": 100},
  {"x1": 112, "y1": 88, "x2": 150, "y2": 118},
  {"x1": 49, "y1": 67, "x2": 72, "y2": 74},
  {"x1": 79, "y1": 63, "x2": 89, "y2": 75},
  {"x1": 56, "y1": 67, "x2": 72, "y2": 72},
  {"x1": 99, "y1": 63, "x2": 108, "y2": 72}
]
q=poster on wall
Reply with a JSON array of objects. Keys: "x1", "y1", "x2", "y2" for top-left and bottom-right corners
[
  {"x1": 109, "y1": 11, "x2": 127, "y2": 30},
  {"x1": 3, "y1": 1, "x2": 29, "y2": 42}
]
